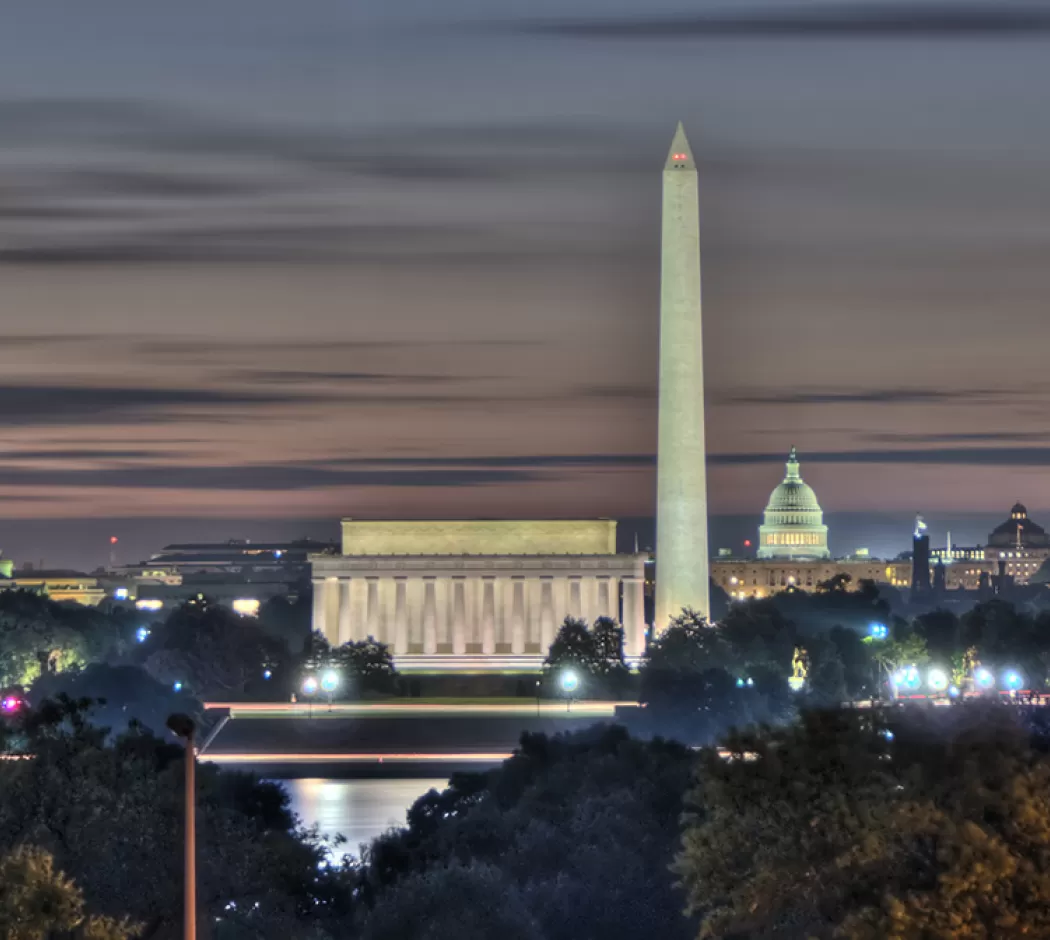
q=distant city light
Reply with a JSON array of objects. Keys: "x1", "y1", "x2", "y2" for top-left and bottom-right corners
[
  {"x1": 301, "y1": 676, "x2": 319, "y2": 696},
  {"x1": 927, "y1": 668, "x2": 949, "y2": 692},
  {"x1": 274, "y1": 550, "x2": 283, "y2": 558},
  {"x1": 135, "y1": 599, "x2": 163, "y2": 611},
  {"x1": 1, "y1": 696, "x2": 21, "y2": 713},
  {"x1": 172, "y1": 681, "x2": 183, "y2": 693},
  {"x1": 948, "y1": 685, "x2": 960, "y2": 698},
  {"x1": 974, "y1": 667, "x2": 995, "y2": 690},
  {"x1": 262, "y1": 668, "x2": 273, "y2": 680},
  {"x1": 1003, "y1": 669, "x2": 1024, "y2": 691},
  {"x1": 320, "y1": 670, "x2": 339, "y2": 693},
  {"x1": 560, "y1": 670, "x2": 580, "y2": 694},
  {"x1": 135, "y1": 626, "x2": 150, "y2": 643},
  {"x1": 868, "y1": 623, "x2": 888, "y2": 640},
  {"x1": 232, "y1": 598, "x2": 260, "y2": 617},
  {"x1": 743, "y1": 540, "x2": 752, "y2": 548},
  {"x1": 110, "y1": 536, "x2": 118, "y2": 545},
  {"x1": 114, "y1": 588, "x2": 129, "y2": 600}
]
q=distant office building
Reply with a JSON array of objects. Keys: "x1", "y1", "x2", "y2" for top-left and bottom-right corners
[
  {"x1": 107, "y1": 538, "x2": 335, "y2": 613},
  {"x1": 757, "y1": 448, "x2": 830, "y2": 560},
  {"x1": 3, "y1": 570, "x2": 105, "y2": 606},
  {"x1": 712, "y1": 559, "x2": 912, "y2": 600}
]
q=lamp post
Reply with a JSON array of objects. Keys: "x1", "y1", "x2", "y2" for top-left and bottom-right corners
[
  {"x1": 320, "y1": 669, "x2": 339, "y2": 712},
  {"x1": 560, "y1": 669, "x2": 580, "y2": 713},
  {"x1": 166, "y1": 714, "x2": 196, "y2": 940},
  {"x1": 301, "y1": 675, "x2": 319, "y2": 718}
]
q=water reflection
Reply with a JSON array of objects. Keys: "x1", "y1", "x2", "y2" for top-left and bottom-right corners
[{"x1": 277, "y1": 778, "x2": 448, "y2": 856}]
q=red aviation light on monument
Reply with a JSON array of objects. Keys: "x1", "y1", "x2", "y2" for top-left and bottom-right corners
[{"x1": 110, "y1": 536, "x2": 118, "y2": 545}]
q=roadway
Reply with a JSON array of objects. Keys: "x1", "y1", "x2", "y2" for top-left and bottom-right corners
[{"x1": 200, "y1": 701, "x2": 629, "y2": 778}]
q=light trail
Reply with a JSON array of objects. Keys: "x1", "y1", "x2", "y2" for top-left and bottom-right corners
[
  {"x1": 205, "y1": 751, "x2": 514, "y2": 765},
  {"x1": 203, "y1": 701, "x2": 633, "y2": 719}
]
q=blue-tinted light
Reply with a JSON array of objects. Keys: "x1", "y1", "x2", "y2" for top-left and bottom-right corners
[
  {"x1": 1003, "y1": 669, "x2": 1024, "y2": 691},
  {"x1": 868, "y1": 623, "x2": 888, "y2": 640},
  {"x1": 135, "y1": 626, "x2": 150, "y2": 643},
  {"x1": 262, "y1": 668, "x2": 272, "y2": 680},
  {"x1": 320, "y1": 670, "x2": 339, "y2": 693},
  {"x1": 560, "y1": 670, "x2": 580, "y2": 694},
  {"x1": 172, "y1": 681, "x2": 183, "y2": 693},
  {"x1": 301, "y1": 676, "x2": 319, "y2": 696},
  {"x1": 974, "y1": 667, "x2": 995, "y2": 689}
]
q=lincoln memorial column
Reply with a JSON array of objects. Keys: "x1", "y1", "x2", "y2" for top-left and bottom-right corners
[
  {"x1": 393, "y1": 578, "x2": 408, "y2": 655},
  {"x1": 452, "y1": 579, "x2": 467, "y2": 655},
  {"x1": 539, "y1": 578, "x2": 555, "y2": 651},
  {"x1": 481, "y1": 578, "x2": 496, "y2": 654},
  {"x1": 366, "y1": 579, "x2": 380, "y2": 641},
  {"x1": 623, "y1": 576, "x2": 646, "y2": 659},
  {"x1": 582, "y1": 577, "x2": 599, "y2": 624},
  {"x1": 511, "y1": 578, "x2": 526, "y2": 655},
  {"x1": 338, "y1": 580, "x2": 353, "y2": 645},
  {"x1": 422, "y1": 578, "x2": 438, "y2": 655},
  {"x1": 597, "y1": 578, "x2": 611, "y2": 621},
  {"x1": 312, "y1": 580, "x2": 329, "y2": 644},
  {"x1": 568, "y1": 577, "x2": 582, "y2": 619}
]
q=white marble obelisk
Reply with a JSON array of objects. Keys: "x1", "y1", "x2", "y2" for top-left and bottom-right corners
[{"x1": 655, "y1": 122, "x2": 710, "y2": 628}]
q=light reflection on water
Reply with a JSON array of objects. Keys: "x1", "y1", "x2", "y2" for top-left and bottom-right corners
[{"x1": 276, "y1": 778, "x2": 448, "y2": 856}]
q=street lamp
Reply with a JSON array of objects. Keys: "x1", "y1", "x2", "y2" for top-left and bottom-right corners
[
  {"x1": 320, "y1": 669, "x2": 340, "y2": 711},
  {"x1": 927, "y1": 667, "x2": 949, "y2": 693},
  {"x1": 560, "y1": 669, "x2": 580, "y2": 712},
  {"x1": 166, "y1": 714, "x2": 196, "y2": 940},
  {"x1": 974, "y1": 666, "x2": 995, "y2": 691},
  {"x1": 301, "y1": 675, "x2": 319, "y2": 717},
  {"x1": 868, "y1": 623, "x2": 888, "y2": 640},
  {"x1": 1002, "y1": 669, "x2": 1024, "y2": 693}
]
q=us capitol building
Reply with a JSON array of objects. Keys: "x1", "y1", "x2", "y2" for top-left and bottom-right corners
[{"x1": 712, "y1": 448, "x2": 910, "y2": 598}]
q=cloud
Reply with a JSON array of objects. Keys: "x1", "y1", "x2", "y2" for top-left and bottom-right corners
[
  {"x1": 716, "y1": 387, "x2": 1015, "y2": 406},
  {"x1": 319, "y1": 453, "x2": 654, "y2": 469},
  {"x1": 0, "y1": 449, "x2": 177, "y2": 461},
  {"x1": 0, "y1": 464, "x2": 538, "y2": 491},
  {"x1": 520, "y1": 3, "x2": 1050, "y2": 40},
  {"x1": 0, "y1": 384, "x2": 323, "y2": 427},
  {"x1": 865, "y1": 431, "x2": 1050, "y2": 444},
  {"x1": 711, "y1": 447, "x2": 1050, "y2": 467},
  {"x1": 233, "y1": 370, "x2": 468, "y2": 386}
]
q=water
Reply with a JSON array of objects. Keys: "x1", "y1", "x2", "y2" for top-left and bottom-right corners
[{"x1": 277, "y1": 777, "x2": 448, "y2": 856}]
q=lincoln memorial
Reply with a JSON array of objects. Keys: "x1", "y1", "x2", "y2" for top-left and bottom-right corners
[{"x1": 310, "y1": 519, "x2": 647, "y2": 672}]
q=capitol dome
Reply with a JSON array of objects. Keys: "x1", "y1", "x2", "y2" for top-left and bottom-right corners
[{"x1": 757, "y1": 447, "x2": 830, "y2": 560}]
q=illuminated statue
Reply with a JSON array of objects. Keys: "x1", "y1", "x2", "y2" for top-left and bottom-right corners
[{"x1": 789, "y1": 647, "x2": 809, "y2": 691}]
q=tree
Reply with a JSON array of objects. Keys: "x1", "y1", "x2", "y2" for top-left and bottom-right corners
[
  {"x1": 817, "y1": 572, "x2": 852, "y2": 593},
  {"x1": 356, "y1": 726, "x2": 696, "y2": 940},
  {"x1": 30, "y1": 664, "x2": 200, "y2": 739},
  {"x1": 542, "y1": 617, "x2": 630, "y2": 697},
  {"x1": 306, "y1": 633, "x2": 398, "y2": 696},
  {"x1": 0, "y1": 698, "x2": 352, "y2": 938},
  {"x1": 0, "y1": 845, "x2": 139, "y2": 939},
  {"x1": 142, "y1": 597, "x2": 287, "y2": 697},
  {"x1": 676, "y1": 703, "x2": 1050, "y2": 939}
]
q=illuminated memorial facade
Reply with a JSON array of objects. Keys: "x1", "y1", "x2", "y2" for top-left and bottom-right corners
[{"x1": 310, "y1": 520, "x2": 647, "y2": 672}]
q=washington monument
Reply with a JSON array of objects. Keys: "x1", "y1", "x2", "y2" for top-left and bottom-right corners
[{"x1": 655, "y1": 122, "x2": 710, "y2": 628}]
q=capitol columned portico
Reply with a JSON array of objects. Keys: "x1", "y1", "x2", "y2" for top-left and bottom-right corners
[{"x1": 311, "y1": 520, "x2": 647, "y2": 672}]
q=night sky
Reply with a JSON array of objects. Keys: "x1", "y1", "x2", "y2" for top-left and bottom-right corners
[{"x1": 2, "y1": 1, "x2": 1050, "y2": 569}]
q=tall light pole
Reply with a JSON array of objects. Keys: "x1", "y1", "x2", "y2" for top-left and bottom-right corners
[{"x1": 167, "y1": 714, "x2": 196, "y2": 940}]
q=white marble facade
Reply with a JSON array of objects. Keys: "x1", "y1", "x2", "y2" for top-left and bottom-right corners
[{"x1": 310, "y1": 521, "x2": 647, "y2": 672}]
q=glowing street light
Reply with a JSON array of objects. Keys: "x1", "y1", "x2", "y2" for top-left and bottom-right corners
[
  {"x1": 135, "y1": 626, "x2": 151, "y2": 643},
  {"x1": 320, "y1": 670, "x2": 339, "y2": 694},
  {"x1": 172, "y1": 681, "x2": 184, "y2": 693},
  {"x1": 1002, "y1": 669, "x2": 1024, "y2": 692},
  {"x1": 301, "y1": 676, "x2": 319, "y2": 697},
  {"x1": 559, "y1": 669, "x2": 580, "y2": 712},
  {"x1": 868, "y1": 623, "x2": 888, "y2": 640},
  {"x1": 927, "y1": 668, "x2": 949, "y2": 693},
  {"x1": 974, "y1": 667, "x2": 995, "y2": 691}
]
